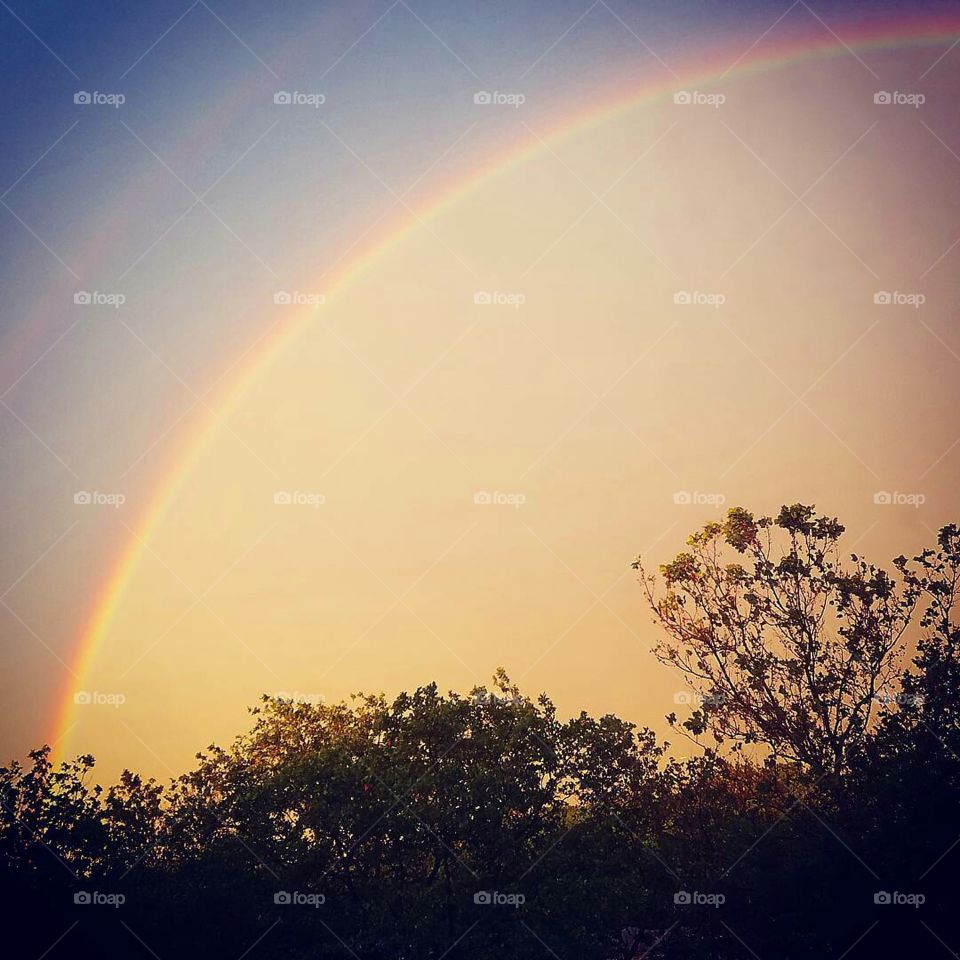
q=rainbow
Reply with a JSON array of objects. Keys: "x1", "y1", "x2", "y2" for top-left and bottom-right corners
[{"x1": 52, "y1": 13, "x2": 960, "y2": 756}]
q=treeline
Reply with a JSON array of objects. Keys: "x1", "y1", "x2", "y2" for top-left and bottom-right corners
[{"x1": 3, "y1": 506, "x2": 959, "y2": 959}]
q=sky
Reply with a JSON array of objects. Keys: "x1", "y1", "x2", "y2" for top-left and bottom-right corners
[{"x1": 1, "y1": 0, "x2": 959, "y2": 782}]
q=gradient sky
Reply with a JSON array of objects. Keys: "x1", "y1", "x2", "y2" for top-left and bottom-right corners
[{"x1": 1, "y1": 0, "x2": 959, "y2": 781}]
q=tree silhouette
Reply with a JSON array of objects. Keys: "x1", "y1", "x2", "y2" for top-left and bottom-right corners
[
  {"x1": 635, "y1": 504, "x2": 917, "y2": 777},
  {"x1": 2, "y1": 508, "x2": 959, "y2": 958}
]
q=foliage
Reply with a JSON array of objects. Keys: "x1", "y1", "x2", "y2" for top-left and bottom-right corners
[
  {"x1": 3, "y1": 509, "x2": 959, "y2": 958},
  {"x1": 634, "y1": 504, "x2": 917, "y2": 777}
]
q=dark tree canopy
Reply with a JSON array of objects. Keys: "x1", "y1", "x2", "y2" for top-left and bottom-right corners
[{"x1": 2, "y1": 508, "x2": 959, "y2": 959}]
